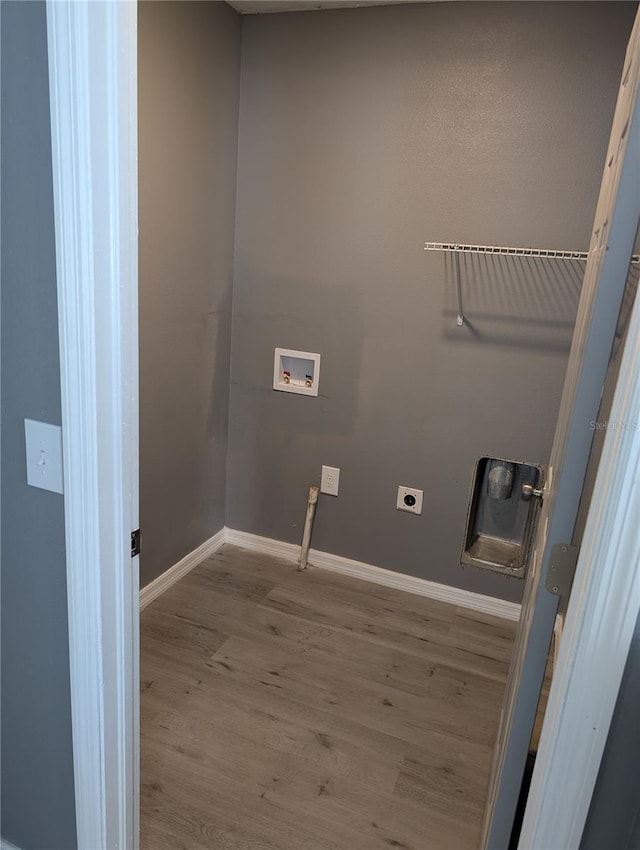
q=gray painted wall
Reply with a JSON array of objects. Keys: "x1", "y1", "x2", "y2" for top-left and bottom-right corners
[
  {"x1": 0, "y1": 2, "x2": 78, "y2": 848},
  {"x1": 227, "y1": 1, "x2": 635, "y2": 602},
  {"x1": 139, "y1": 0, "x2": 241, "y2": 587}
]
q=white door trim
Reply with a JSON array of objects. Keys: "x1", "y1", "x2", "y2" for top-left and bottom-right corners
[{"x1": 46, "y1": 2, "x2": 139, "y2": 849}]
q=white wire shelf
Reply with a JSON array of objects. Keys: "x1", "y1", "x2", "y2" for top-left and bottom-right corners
[
  {"x1": 424, "y1": 241, "x2": 640, "y2": 326},
  {"x1": 424, "y1": 241, "x2": 592, "y2": 261}
]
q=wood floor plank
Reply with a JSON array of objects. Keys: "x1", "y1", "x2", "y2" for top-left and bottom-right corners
[
  {"x1": 143, "y1": 728, "x2": 479, "y2": 850},
  {"x1": 143, "y1": 671, "x2": 401, "y2": 792},
  {"x1": 446, "y1": 606, "x2": 516, "y2": 663},
  {"x1": 141, "y1": 545, "x2": 514, "y2": 849},
  {"x1": 208, "y1": 633, "x2": 499, "y2": 748},
  {"x1": 142, "y1": 737, "x2": 385, "y2": 850},
  {"x1": 141, "y1": 607, "x2": 229, "y2": 667},
  {"x1": 394, "y1": 728, "x2": 494, "y2": 819}
]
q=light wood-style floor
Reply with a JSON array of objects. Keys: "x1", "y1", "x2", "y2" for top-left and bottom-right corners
[{"x1": 140, "y1": 544, "x2": 517, "y2": 850}]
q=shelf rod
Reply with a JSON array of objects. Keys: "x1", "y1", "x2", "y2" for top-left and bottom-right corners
[{"x1": 424, "y1": 241, "x2": 640, "y2": 264}]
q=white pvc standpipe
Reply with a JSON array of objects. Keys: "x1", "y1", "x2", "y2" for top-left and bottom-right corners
[{"x1": 298, "y1": 485, "x2": 319, "y2": 571}]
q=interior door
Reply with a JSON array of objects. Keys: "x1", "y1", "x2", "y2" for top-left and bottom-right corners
[{"x1": 481, "y1": 12, "x2": 640, "y2": 849}]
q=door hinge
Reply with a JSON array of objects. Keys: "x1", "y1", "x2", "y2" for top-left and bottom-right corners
[
  {"x1": 131, "y1": 528, "x2": 141, "y2": 558},
  {"x1": 546, "y1": 543, "x2": 579, "y2": 598}
]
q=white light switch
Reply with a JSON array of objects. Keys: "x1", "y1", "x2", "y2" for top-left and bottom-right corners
[{"x1": 24, "y1": 419, "x2": 64, "y2": 494}]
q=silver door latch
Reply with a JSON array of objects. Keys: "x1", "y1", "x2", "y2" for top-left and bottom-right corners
[{"x1": 521, "y1": 482, "x2": 544, "y2": 501}]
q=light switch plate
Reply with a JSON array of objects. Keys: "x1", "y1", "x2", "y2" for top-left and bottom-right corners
[{"x1": 24, "y1": 419, "x2": 64, "y2": 494}]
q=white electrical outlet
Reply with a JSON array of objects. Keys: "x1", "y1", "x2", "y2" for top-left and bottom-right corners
[
  {"x1": 321, "y1": 465, "x2": 340, "y2": 496},
  {"x1": 397, "y1": 485, "x2": 423, "y2": 515}
]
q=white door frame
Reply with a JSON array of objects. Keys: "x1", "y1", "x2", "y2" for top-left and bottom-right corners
[
  {"x1": 47, "y1": 2, "x2": 139, "y2": 849},
  {"x1": 46, "y1": 2, "x2": 638, "y2": 849}
]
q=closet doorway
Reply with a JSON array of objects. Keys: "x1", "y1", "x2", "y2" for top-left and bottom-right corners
[{"x1": 45, "y1": 1, "x2": 640, "y2": 846}]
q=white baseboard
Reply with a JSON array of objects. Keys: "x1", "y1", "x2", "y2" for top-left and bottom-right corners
[
  {"x1": 225, "y1": 527, "x2": 300, "y2": 561},
  {"x1": 141, "y1": 526, "x2": 521, "y2": 622},
  {"x1": 224, "y1": 528, "x2": 521, "y2": 622},
  {"x1": 139, "y1": 527, "x2": 226, "y2": 610},
  {"x1": 1, "y1": 839, "x2": 24, "y2": 850}
]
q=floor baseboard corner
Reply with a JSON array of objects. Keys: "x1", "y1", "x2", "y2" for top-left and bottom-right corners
[{"x1": 139, "y1": 527, "x2": 226, "y2": 610}]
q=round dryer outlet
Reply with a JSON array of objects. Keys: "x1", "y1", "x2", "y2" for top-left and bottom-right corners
[{"x1": 396, "y1": 486, "x2": 423, "y2": 515}]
